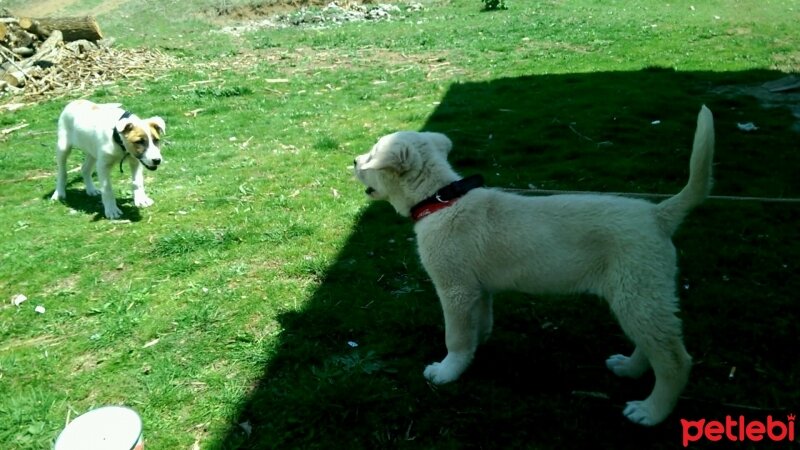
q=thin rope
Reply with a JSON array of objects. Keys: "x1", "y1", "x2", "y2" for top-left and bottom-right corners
[{"x1": 501, "y1": 188, "x2": 800, "y2": 204}]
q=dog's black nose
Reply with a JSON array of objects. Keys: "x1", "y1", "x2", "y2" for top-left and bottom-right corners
[
  {"x1": 353, "y1": 159, "x2": 357, "y2": 166},
  {"x1": 152, "y1": 158, "x2": 162, "y2": 166}
]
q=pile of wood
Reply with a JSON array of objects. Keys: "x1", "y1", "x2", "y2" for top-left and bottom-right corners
[{"x1": 0, "y1": 9, "x2": 175, "y2": 102}]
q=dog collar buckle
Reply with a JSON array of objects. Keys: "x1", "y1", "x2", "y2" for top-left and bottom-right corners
[{"x1": 410, "y1": 174, "x2": 484, "y2": 222}]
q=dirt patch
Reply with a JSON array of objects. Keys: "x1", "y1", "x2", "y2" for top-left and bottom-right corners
[
  {"x1": 87, "y1": 0, "x2": 131, "y2": 17},
  {"x1": 207, "y1": 0, "x2": 366, "y2": 22},
  {"x1": 8, "y1": 0, "x2": 80, "y2": 17},
  {"x1": 0, "y1": 333, "x2": 65, "y2": 352},
  {"x1": 771, "y1": 51, "x2": 800, "y2": 75},
  {"x1": 211, "y1": 1, "x2": 424, "y2": 35},
  {"x1": 9, "y1": 0, "x2": 130, "y2": 17},
  {"x1": 190, "y1": 45, "x2": 461, "y2": 83},
  {"x1": 42, "y1": 273, "x2": 80, "y2": 297}
]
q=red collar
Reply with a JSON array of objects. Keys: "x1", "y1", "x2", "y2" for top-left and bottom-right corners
[
  {"x1": 410, "y1": 175, "x2": 484, "y2": 222},
  {"x1": 411, "y1": 195, "x2": 464, "y2": 222}
]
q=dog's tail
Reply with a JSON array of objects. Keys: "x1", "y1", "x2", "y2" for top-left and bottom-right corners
[{"x1": 655, "y1": 105, "x2": 715, "y2": 236}]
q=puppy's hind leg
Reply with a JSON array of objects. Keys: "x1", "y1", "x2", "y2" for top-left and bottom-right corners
[
  {"x1": 478, "y1": 292, "x2": 494, "y2": 344},
  {"x1": 424, "y1": 284, "x2": 483, "y2": 385},
  {"x1": 610, "y1": 293, "x2": 691, "y2": 426},
  {"x1": 97, "y1": 157, "x2": 123, "y2": 219},
  {"x1": 51, "y1": 133, "x2": 71, "y2": 201}
]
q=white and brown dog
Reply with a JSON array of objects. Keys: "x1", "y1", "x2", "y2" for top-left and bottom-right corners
[
  {"x1": 354, "y1": 106, "x2": 715, "y2": 426},
  {"x1": 51, "y1": 99, "x2": 166, "y2": 219}
]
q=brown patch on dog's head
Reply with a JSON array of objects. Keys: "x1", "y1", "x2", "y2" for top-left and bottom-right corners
[
  {"x1": 148, "y1": 123, "x2": 161, "y2": 144},
  {"x1": 121, "y1": 123, "x2": 149, "y2": 158},
  {"x1": 149, "y1": 124, "x2": 161, "y2": 140},
  {"x1": 115, "y1": 115, "x2": 164, "y2": 171},
  {"x1": 146, "y1": 117, "x2": 166, "y2": 140}
]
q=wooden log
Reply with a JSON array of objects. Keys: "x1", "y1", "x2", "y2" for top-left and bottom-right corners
[
  {"x1": 19, "y1": 16, "x2": 103, "y2": 42},
  {"x1": 1, "y1": 24, "x2": 36, "y2": 48},
  {"x1": 20, "y1": 29, "x2": 38, "y2": 47},
  {"x1": 12, "y1": 47, "x2": 34, "y2": 57},
  {"x1": 3, "y1": 83, "x2": 23, "y2": 95},
  {"x1": 0, "y1": 45, "x2": 26, "y2": 70},
  {"x1": 3, "y1": 65, "x2": 42, "y2": 87}
]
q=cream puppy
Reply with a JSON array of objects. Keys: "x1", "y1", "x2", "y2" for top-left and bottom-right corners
[
  {"x1": 353, "y1": 106, "x2": 715, "y2": 426},
  {"x1": 51, "y1": 99, "x2": 166, "y2": 219}
]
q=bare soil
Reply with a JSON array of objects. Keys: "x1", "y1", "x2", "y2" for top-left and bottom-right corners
[
  {"x1": 9, "y1": 0, "x2": 131, "y2": 18},
  {"x1": 11, "y1": 0, "x2": 344, "y2": 21},
  {"x1": 206, "y1": 1, "x2": 369, "y2": 23}
]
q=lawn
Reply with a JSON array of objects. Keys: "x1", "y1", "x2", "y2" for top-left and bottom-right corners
[{"x1": 1, "y1": 1, "x2": 798, "y2": 449}]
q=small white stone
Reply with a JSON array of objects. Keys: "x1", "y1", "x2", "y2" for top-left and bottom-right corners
[{"x1": 11, "y1": 294, "x2": 27, "y2": 306}]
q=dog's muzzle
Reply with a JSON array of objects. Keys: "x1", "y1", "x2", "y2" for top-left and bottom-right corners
[{"x1": 142, "y1": 158, "x2": 161, "y2": 171}]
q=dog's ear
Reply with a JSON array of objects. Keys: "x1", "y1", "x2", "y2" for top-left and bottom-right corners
[
  {"x1": 116, "y1": 119, "x2": 136, "y2": 135},
  {"x1": 147, "y1": 117, "x2": 166, "y2": 136},
  {"x1": 361, "y1": 138, "x2": 418, "y2": 173},
  {"x1": 423, "y1": 132, "x2": 452, "y2": 156}
]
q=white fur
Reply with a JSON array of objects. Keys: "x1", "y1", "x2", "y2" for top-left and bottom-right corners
[
  {"x1": 354, "y1": 106, "x2": 715, "y2": 426},
  {"x1": 51, "y1": 99, "x2": 166, "y2": 219}
]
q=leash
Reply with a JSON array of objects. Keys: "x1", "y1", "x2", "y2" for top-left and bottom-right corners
[
  {"x1": 112, "y1": 110, "x2": 133, "y2": 173},
  {"x1": 501, "y1": 188, "x2": 800, "y2": 204},
  {"x1": 408, "y1": 178, "x2": 799, "y2": 222}
]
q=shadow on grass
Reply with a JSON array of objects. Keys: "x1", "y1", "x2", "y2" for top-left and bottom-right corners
[
  {"x1": 220, "y1": 68, "x2": 800, "y2": 449},
  {"x1": 43, "y1": 177, "x2": 143, "y2": 222}
]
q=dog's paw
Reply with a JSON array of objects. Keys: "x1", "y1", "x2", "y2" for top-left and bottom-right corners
[
  {"x1": 50, "y1": 191, "x2": 65, "y2": 201},
  {"x1": 104, "y1": 205, "x2": 123, "y2": 219},
  {"x1": 424, "y1": 354, "x2": 470, "y2": 385},
  {"x1": 134, "y1": 195, "x2": 154, "y2": 208},
  {"x1": 424, "y1": 352, "x2": 473, "y2": 384},
  {"x1": 623, "y1": 400, "x2": 667, "y2": 426},
  {"x1": 85, "y1": 186, "x2": 101, "y2": 197},
  {"x1": 606, "y1": 354, "x2": 647, "y2": 379},
  {"x1": 424, "y1": 362, "x2": 457, "y2": 385}
]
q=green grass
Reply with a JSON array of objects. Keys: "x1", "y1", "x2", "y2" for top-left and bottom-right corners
[{"x1": 1, "y1": 1, "x2": 799, "y2": 449}]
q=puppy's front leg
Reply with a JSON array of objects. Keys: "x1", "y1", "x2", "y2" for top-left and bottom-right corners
[
  {"x1": 97, "y1": 160, "x2": 123, "y2": 219},
  {"x1": 129, "y1": 158, "x2": 154, "y2": 208},
  {"x1": 424, "y1": 286, "x2": 482, "y2": 385},
  {"x1": 82, "y1": 154, "x2": 100, "y2": 196}
]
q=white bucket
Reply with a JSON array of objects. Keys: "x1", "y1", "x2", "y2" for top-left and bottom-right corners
[{"x1": 55, "y1": 406, "x2": 144, "y2": 450}]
